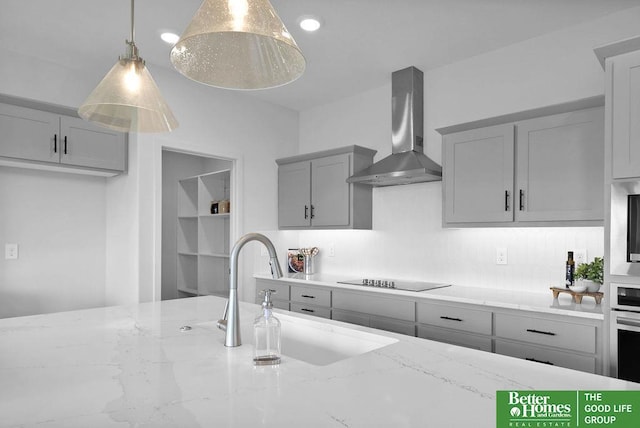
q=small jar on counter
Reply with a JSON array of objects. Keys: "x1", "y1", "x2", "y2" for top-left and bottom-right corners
[{"x1": 210, "y1": 200, "x2": 219, "y2": 214}]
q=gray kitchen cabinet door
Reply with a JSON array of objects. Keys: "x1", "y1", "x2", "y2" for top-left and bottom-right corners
[
  {"x1": 278, "y1": 160, "x2": 311, "y2": 227},
  {"x1": 0, "y1": 103, "x2": 59, "y2": 163},
  {"x1": 310, "y1": 153, "x2": 351, "y2": 227},
  {"x1": 516, "y1": 107, "x2": 604, "y2": 222},
  {"x1": 60, "y1": 116, "x2": 126, "y2": 171},
  {"x1": 611, "y1": 50, "x2": 640, "y2": 179},
  {"x1": 443, "y1": 124, "x2": 515, "y2": 223}
]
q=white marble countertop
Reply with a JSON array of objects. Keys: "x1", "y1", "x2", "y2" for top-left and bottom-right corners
[
  {"x1": 0, "y1": 296, "x2": 633, "y2": 427},
  {"x1": 255, "y1": 273, "x2": 604, "y2": 320}
]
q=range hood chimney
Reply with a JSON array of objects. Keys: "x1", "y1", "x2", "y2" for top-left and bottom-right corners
[{"x1": 347, "y1": 66, "x2": 442, "y2": 186}]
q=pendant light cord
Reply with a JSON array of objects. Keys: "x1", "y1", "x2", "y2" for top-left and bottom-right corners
[
  {"x1": 123, "y1": 0, "x2": 140, "y2": 62},
  {"x1": 130, "y1": 0, "x2": 135, "y2": 44}
]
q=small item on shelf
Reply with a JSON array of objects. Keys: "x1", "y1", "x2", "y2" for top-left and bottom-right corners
[
  {"x1": 219, "y1": 199, "x2": 230, "y2": 213},
  {"x1": 253, "y1": 289, "x2": 281, "y2": 366},
  {"x1": 565, "y1": 251, "x2": 575, "y2": 288},
  {"x1": 299, "y1": 247, "x2": 320, "y2": 275},
  {"x1": 211, "y1": 200, "x2": 219, "y2": 214},
  {"x1": 550, "y1": 287, "x2": 604, "y2": 305},
  {"x1": 287, "y1": 249, "x2": 304, "y2": 273}
]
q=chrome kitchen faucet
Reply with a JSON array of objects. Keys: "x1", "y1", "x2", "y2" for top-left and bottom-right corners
[{"x1": 217, "y1": 233, "x2": 283, "y2": 347}]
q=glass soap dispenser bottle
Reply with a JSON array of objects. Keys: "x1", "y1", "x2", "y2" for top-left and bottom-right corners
[{"x1": 253, "y1": 289, "x2": 281, "y2": 366}]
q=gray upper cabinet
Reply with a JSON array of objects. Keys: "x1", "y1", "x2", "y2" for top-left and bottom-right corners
[
  {"x1": 277, "y1": 145, "x2": 376, "y2": 229},
  {"x1": 59, "y1": 116, "x2": 125, "y2": 171},
  {"x1": 0, "y1": 103, "x2": 59, "y2": 163},
  {"x1": 0, "y1": 97, "x2": 126, "y2": 175},
  {"x1": 440, "y1": 101, "x2": 604, "y2": 227},
  {"x1": 610, "y1": 50, "x2": 640, "y2": 179},
  {"x1": 278, "y1": 161, "x2": 312, "y2": 227},
  {"x1": 443, "y1": 124, "x2": 515, "y2": 224},
  {"x1": 516, "y1": 108, "x2": 604, "y2": 222}
]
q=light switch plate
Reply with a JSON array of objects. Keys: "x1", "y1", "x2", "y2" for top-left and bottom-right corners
[
  {"x1": 574, "y1": 249, "x2": 587, "y2": 266},
  {"x1": 496, "y1": 247, "x2": 507, "y2": 265},
  {"x1": 5, "y1": 243, "x2": 18, "y2": 260}
]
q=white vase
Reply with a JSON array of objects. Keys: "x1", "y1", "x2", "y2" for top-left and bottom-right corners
[{"x1": 579, "y1": 279, "x2": 600, "y2": 293}]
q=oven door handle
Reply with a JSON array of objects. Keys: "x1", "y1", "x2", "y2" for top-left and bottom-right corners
[{"x1": 617, "y1": 316, "x2": 640, "y2": 329}]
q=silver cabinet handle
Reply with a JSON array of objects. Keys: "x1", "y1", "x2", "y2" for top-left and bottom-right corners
[
  {"x1": 301, "y1": 294, "x2": 315, "y2": 299},
  {"x1": 519, "y1": 189, "x2": 525, "y2": 211},
  {"x1": 304, "y1": 205, "x2": 309, "y2": 219},
  {"x1": 301, "y1": 308, "x2": 315, "y2": 313},
  {"x1": 505, "y1": 190, "x2": 510, "y2": 211}
]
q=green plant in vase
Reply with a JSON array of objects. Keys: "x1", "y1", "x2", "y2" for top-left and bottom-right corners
[{"x1": 574, "y1": 257, "x2": 603, "y2": 292}]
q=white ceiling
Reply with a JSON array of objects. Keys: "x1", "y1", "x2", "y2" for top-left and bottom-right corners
[{"x1": 2, "y1": 0, "x2": 640, "y2": 111}]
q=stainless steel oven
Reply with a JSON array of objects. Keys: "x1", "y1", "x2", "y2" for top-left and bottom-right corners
[{"x1": 610, "y1": 282, "x2": 640, "y2": 382}]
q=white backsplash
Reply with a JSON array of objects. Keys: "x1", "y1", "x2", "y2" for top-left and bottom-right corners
[{"x1": 294, "y1": 182, "x2": 603, "y2": 293}]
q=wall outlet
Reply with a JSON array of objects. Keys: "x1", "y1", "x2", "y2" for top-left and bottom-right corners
[
  {"x1": 574, "y1": 249, "x2": 587, "y2": 266},
  {"x1": 329, "y1": 243, "x2": 335, "y2": 257},
  {"x1": 496, "y1": 247, "x2": 507, "y2": 265},
  {"x1": 5, "y1": 243, "x2": 18, "y2": 260}
]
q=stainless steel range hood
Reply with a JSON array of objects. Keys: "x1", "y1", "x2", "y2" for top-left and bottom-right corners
[{"x1": 347, "y1": 66, "x2": 442, "y2": 187}]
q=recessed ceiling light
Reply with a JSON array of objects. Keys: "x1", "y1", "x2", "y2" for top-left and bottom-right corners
[
  {"x1": 160, "y1": 32, "x2": 180, "y2": 45},
  {"x1": 299, "y1": 17, "x2": 321, "y2": 32}
]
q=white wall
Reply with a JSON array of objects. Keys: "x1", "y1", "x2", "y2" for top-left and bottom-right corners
[
  {"x1": 0, "y1": 166, "x2": 106, "y2": 317},
  {"x1": 294, "y1": 8, "x2": 640, "y2": 292},
  {"x1": 0, "y1": 48, "x2": 298, "y2": 308}
]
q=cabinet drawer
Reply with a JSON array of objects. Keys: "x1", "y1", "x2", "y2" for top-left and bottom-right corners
[
  {"x1": 417, "y1": 302, "x2": 492, "y2": 335},
  {"x1": 291, "y1": 303, "x2": 331, "y2": 319},
  {"x1": 370, "y1": 316, "x2": 415, "y2": 336},
  {"x1": 332, "y1": 309, "x2": 369, "y2": 327},
  {"x1": 291, "y1": 286, "x2": 331, "y2": 307},
  {"x1": 255, "y1": 280, "x2": 290, "y2": 301},
  {"x1": 494, "y1": 313, "x2": 595, "y2": 353},
  {"x1": 495, "y1": 340, "x2": 596, "y2": 374},
  {"x1": 332, "y1": 290, "x2": 415, "y2": 322},
  {"x1": 273, "y1": 300, "x2": 290, "y2": 311},
  {"x1": 417, "y1": 325, "x2": 492, "y2": 352}
]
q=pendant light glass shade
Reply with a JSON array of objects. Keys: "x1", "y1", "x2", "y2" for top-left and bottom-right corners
[
  {"x1": 78, "y1": 0, "x2": 178, "y2": 133},
  {"x1": 79, "y1": 58, "x2": 178, "y2": 133},
  {"x1": 171, "y1": 0, "x2": 306, "y2": 90}
]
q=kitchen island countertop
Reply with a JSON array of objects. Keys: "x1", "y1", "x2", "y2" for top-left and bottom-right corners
[
  {"x1": 255, "y1": 273, "x2": 604, "y2": 319},
  {"x1": 0, "y1": 295, "x2": 634, "y2": 427}
]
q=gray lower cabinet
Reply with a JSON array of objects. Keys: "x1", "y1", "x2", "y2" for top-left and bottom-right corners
[
  {"x1": 416, "y1": 301, "x2": 493, "y2": 352},
  {"x1": 290, "y1": 285, "x2": 331, "y2": 319},
  {"x1": 0, "y1": 100, "x2": 126, "y2": 174},
  {"x1": 494, "y1": 312, "x2": 598, "y2": 374},
  {"x1": 441, "y1": 104, "x2": 604, "y2": 226},
  {"x1": 332, "y1": 289, "x2": 416, "y2": 335},
  {"x1": 255, "y1": 278, "x2": 602, "y2": 374},
  {"x1": 276, "y1": 145, "x2": 376, "y2": 229},
  {"x1": 255, "y1": 279, "x2": 290, "y2": 311}
]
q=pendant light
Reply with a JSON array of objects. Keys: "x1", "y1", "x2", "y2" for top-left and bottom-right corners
[
  {"x1": 170, "y1": 0, "x2": 306, "y2": 90},
  {"x1": 78, "y1": 0, "x2": 178, "y2": 133}
]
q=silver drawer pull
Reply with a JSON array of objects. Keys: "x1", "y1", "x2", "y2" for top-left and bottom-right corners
[
  {"x1": 301, "y1": 294, "x2": 316, "y2": 299},
  {"x1": 526, "y1": 328, "x2": 556, "y2": 336},
  {"x1": 301, "y1": 308, "x2": 315, "y2": 313},
  {"x1": 617, "y1": 317, "x2": 640, "y2": 328},
  {"x1": 440, "y1": 316, "x2": 463, "y2": 322},
  {"x1": 526, "y1": 357, "x2": 554, "y2": 366}
]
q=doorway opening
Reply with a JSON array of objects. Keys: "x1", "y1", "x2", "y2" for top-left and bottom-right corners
[{"x1": 161, "y1": 149, "x2": 234, "y2": 300}]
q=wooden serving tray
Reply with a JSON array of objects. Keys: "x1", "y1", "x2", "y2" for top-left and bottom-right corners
[{"x1": 550, "y1": 287, "x2": 603, "y2": 304}]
